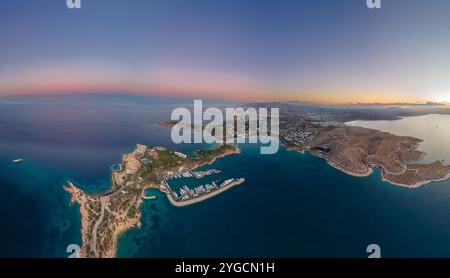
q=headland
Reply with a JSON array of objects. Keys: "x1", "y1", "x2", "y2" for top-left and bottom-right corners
[{"x1": 64, "y1": 144, "x2": 243, "y2": 258}]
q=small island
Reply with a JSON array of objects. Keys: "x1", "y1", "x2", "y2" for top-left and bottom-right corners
[{"x1": 64, "y1": 144, "x2": 243, "y2": 258}]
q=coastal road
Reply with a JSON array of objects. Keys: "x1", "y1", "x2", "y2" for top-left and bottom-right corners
[{"x1": 90, "y1": 197, "x2": 107, "y2": 258}]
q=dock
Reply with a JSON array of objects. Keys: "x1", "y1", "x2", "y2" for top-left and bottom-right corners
[
  {"x1": 164, "y1": 178, "x2": 245, "y2": 207},
  {"x1": 142, "y1": 195, "x2": 157, "y2": 200}
]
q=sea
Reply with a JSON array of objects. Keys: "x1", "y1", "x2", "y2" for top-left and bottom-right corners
[
  {"x1": 1, "y1": 95, "x2": 450, "y2": 258},
  {"x1": 348, "y1": 114, "x2": 450, "y2": 164}
]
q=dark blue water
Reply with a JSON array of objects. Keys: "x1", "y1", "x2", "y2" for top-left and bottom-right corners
[{"x1": 1, "y1": 94, "x2": 450, "y2": 258}]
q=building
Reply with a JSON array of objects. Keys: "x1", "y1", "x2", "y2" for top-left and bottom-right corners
[
  {"x1": 174, "y1": 151, "x2": 188, "y2": 159},
  {"x1": 135, "y1": 144, "x2": 148, "y2": 155}
]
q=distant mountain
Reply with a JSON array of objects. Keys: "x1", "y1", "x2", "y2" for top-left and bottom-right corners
[{"x1": 244, "y1": 101, "x2": 450, "y2": 122}]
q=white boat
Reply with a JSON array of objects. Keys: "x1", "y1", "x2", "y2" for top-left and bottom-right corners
[{"x1": 12, "y1": 159, "x2": 23, "y2": 163}]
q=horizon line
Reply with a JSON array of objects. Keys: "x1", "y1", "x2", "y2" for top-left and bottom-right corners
[{"x1": 0, "y1": 91, "x2": 448, "y2": 107}]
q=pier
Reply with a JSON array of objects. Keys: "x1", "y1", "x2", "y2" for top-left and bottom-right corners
[
  {"x1": 163, "y1": 178, "x2": 245, "y2": 207},
  {"x1": 167, "y1": 169, "x2": 221, "y2": 180},
  {"x1": 142, "y1": 195, "x2": 157, "y2": 200}
]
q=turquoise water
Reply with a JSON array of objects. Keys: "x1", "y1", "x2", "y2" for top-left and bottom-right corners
[
  {"x1": 117, "y1": 144, "x2": 450, "y2": 258},
  {"x1": 2, "y1": 95, "x2": 450, "y2": 257}
]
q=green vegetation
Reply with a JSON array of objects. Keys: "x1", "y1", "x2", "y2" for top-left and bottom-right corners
[
  {"x1": 127, "y1": 206, "x2": 136, "y2": 218},
  {"x1": 138, "y1": 163, "x2": 156, "y2": 183},
  {"x1": 197, "y1": 144, "x2": 235, "y2": 159},
  {"x1": 68, "y1": 144, "x2": 240, "y2": 258},
  {"x1": 155, "y1": 150, "x2": 177, "y2": 167}
]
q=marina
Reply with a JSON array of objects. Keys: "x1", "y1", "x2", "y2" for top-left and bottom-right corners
[
  {"x1": 167, "y1": 169, "x2": 222, "y2": 180},
  {"x1": 171, "y1": 179, "x2": 236, "y2": 201},
  {"x1": 159, "y1": 167, "x2": 244, "y2": 206},
  {"x1": 161, "y1": 178, "x2": 246, "y2": 207}
]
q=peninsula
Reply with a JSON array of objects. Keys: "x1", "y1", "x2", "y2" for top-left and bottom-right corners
[
  {"x1": 64, "y1": 144, "x2": 243, "y2": 258},
  {"x1": 280, "y1": 117, "x2": 450, "y2": 188},
  {"x1": 161, "y1": 103, "x2": 450, "y2": 188}
]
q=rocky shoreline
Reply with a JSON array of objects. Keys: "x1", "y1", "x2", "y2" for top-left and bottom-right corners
[{"x1": 64, "y1": 144, "x2": 240, "y2": 258}]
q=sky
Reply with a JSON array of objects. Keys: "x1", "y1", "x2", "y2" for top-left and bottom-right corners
[{"x1": 0, "y1": 0, "x2": 450, "y2": 104}]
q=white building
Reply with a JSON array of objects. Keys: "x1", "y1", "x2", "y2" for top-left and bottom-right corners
[{"x1": 174, "y1": 151, "x2": 188, "y2": 159}]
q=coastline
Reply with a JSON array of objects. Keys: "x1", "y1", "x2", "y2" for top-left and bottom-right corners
[
  {"x1": 63, "y1": 181, "x2": 90, "y2": 257},
  {"x1": 284, "y1": 123, "x2": 450, "y2": 189},
  {"x1": 64, "y1": 180, "x2": 143, "y2": 258},
  {"x1": 64, "y1": 144, "x2": 241, "y2": 258},
  {"x1": 165, "y1": 178, "x2": 245, "y2": 207},
  {"x1": 296, "y1": 146, "x2": 449, "y2": 188},
  {"x1": 325, "y1": 159, "x2": 373, "y2": 178},
  {"x1": 195, "y1": 147, "x2": 240, "y2": 169},
  {"x1": 109, "y1": 199, "x2": 143, "y2": 258},
  {"x1": 380, "y1": 168, "x2": 450, "y2": 189}
]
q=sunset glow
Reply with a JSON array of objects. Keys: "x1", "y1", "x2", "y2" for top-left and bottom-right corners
[{"x1": 1, "y1": 0, "x2": 450, "y2": 104}]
